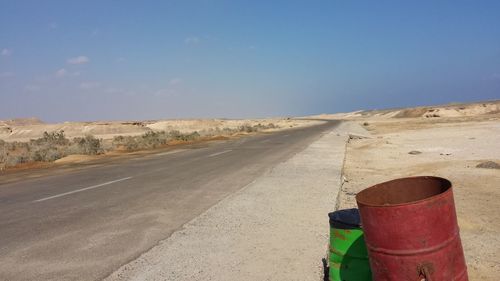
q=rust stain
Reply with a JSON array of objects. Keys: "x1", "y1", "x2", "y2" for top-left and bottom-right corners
[
  {"x1": 330, "y1": 262, "x2": 341, "y2": 269},
  {"x1": 333, "y1": 229, "x2": 347, "y2": 241},
  {"x1": 417, "y1": 262, "x2": 435, "y2": 280}
]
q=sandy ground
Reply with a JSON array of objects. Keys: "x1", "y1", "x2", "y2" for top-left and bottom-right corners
[
  {"x1": 3, "y1": 100, "x2": 498, "y2": 280},
  {"x1": 310, "y1": 100, "x2": 500, "y2": 121},
  {"x1": 338, "y1": 118, "x2": 500, "y2": 281},
  {"x1": 0, "y1": 118, "x2": 323, "y2": 142},
  {"x1": 104, "y1": 123, "x2": 360, "y2": 281},
  {"x1": 0, "y1": 118, "x2": 324, "y2": 170}
]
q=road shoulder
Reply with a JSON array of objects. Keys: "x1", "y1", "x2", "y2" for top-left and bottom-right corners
[{"x1": 105, "y1": 123, "x2": 352, "y2": 281}]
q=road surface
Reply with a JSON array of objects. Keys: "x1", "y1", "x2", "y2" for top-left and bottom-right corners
[{"x1": 0, "y1": 120, "x2": 340, "y2": 281}]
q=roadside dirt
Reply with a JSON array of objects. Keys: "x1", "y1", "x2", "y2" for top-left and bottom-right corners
[
  {"x1": 0, "y1": 118, "x2": 323, "y2": 142},
  {"x1": 338, "y1": 117, "x2": 500, "y2": 280}
]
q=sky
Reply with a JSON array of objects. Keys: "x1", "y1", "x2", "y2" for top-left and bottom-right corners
[{"x1": 1, "y1": 1, "x2": 500, "y2": 122}]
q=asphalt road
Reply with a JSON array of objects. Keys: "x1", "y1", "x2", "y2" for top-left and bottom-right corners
[{"x1": 0, "y1": 120, "x2": 340, "y2": 281}]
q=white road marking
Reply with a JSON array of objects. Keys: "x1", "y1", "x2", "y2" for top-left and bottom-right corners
[
  {"x1": 208, "y1": 150, "x2": 232, "y2": 157},
  {"x1": 131, "y1": 157, "x2": 147, "y2": 161},
  {"x1": 33, "y1": 177, "x2": 133, "y2": 203},
  {"x1": 283, "y1": 134, "x2": 290, "y2": 137},
  {"x1": 155, "y1": 149, "x2": 186, "y2": 156},
  {"x1": 260, "y1": 139, "x2": 270, "y2": 143}
]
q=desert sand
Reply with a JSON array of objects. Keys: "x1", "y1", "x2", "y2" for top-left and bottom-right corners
[
  {"x1": 103, "y1": 99, "x2": 500, "y2": 280},
  {"x1": 0, "y1": 117, "x2": 324, "y2": 170},
  {"x1": 337, "y1": 102, "x2": 500, "y2": 280},
  {"x1": 0, "y1": 117, "x2": 322, "y2": 142},
  {"x1": 1, "y1": 100, "x2": 498, "y2": 280}
]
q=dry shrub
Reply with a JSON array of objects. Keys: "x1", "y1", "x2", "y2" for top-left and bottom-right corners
[
  {"x1": 71, "y1": 135, "x2": 103, "y2": 155},
  {"x1": 112, "y1": 130, "x2": 202, "y2": 151},
  {"x1": 0, "y1": 131, "x2": 103, "y2": 169},
  {"x1": 0, "y1": 124, "x2": 277, "y2": 169}
]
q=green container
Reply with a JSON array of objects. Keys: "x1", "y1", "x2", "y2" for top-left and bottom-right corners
[{"x1": 328, "y1": 209, "x2": 372, "y2": 281}]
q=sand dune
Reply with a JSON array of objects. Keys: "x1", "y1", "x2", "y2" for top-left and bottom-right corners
[
  {"x1": 0, "y1": 118, "x2": 322, "y2": 142},
  {"x1": 311, "y1": 100, "x2": 500, "y2": 120}
]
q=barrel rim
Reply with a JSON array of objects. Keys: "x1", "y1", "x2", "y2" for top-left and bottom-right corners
[{"x1": 355, "y1": 176, "x2": 452, "y2": 208}]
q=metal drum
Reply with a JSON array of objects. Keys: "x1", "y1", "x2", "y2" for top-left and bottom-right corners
[
  {"x1": 328, "y1": 208, "x2": 372, "y2": 281},
  {"x1": 356, "y1": 176, "x2": 468, "y2": 281}
]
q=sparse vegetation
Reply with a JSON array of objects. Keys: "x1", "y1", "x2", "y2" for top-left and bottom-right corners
[
  {"x1": 113, "y1": 131, "x2": 169, "y2": 151},
  {"x1": 0, "y1": 123, "x2": 278, "y2": 170},
  {"x1": 72, "y1": 135, "x2": 103, "y2": 155},
  {"x1": 112, "y1": 130, "x2": 203, "y2": 151},
  {"x1": 0, "y1": 130, "x2": 103, "y2": 170},
  {"x1": 112, "y1": 135, "x2": 140, "y2": 151},
  {"x1": 29, "y1": 131, "x2": 70, "y2": 162},
  {"x1": 238, "y1": 123, "x2": 276, "y2": 133}
]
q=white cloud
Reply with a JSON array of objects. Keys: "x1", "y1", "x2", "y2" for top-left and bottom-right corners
[
  {"x1": 184, "y1": 37, "x2": 200, "y2": 45},
  {"x1": 67, "y1": 56, "x2": 89, "y2": 64},
  {"x1": 48, "y1": 22, "x2": 58, "y2": 30},
  {"x1": 55, "y1": 68, "x2": 68, "y2": 77},
  {"x1": 1, "y1": 48, "x2": 12, "y2": 56},
  {"x1": 0, "y1": 72, "x2": 14, "y2": 78},
  {"x1": 91, "y1": 28, "x2": 100, "y2": 37},
  {"x1": 24, "y1": 84, "x2": 40, "y2": 92},
  {"x1": 154, "y1": 88, "x2": 173, "y2": 97},
  {"x1": 491, "y1": 73, "x2": 500, "y2": 80},
  {"x1": 483, "y1": 73, "x2": 500, "y2": 81},
  {"x1": 105, "y1": 87, "x2": 135, "y2": 96},
  {"x1": 105, "y1": 87, "x2": 121, "y2": 93},
  {"x1": 80, "y1": 81, "x2": 101, "y2": 89},
  {"x1": 55, "y1": 68, "x2": 80, "y2": 78},
  {"x1": 115, "y1": 57, "x2": 126, "y2": 63},
  {"x1": 154, "y1": 78, "x2": 185, "y2": 97},
  {"x1": 169, "y1": 78, "x2": 182, "y2": 86}
]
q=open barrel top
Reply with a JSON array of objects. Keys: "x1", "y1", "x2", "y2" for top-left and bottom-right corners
[{"x1": 356, "y1": 176, "x2": 452, "y2": 207}]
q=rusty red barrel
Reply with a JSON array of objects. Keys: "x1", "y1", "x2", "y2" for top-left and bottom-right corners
[{"x1": 355, "y1": 176, "x2": 468, "y2": 280}]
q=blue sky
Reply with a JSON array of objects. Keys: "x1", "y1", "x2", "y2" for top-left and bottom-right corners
[{"x1": 1, "y1": 1, "x2": 499, "y2": 122}]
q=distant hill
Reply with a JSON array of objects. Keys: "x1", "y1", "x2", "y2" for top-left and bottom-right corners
[
  {"x1": 367, "y1": 100, "x2": 500, "y2": 119},
  {"x1": 0, "y1": 118, "x2": 45, "y2": 126},
  {"x1": 307, "y1": 99, "x2": 500, "y2": 120}
]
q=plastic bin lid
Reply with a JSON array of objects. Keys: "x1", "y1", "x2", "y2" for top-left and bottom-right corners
[{"x1": 328, "y1": 208, "x2": 362, "y2": 229}]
